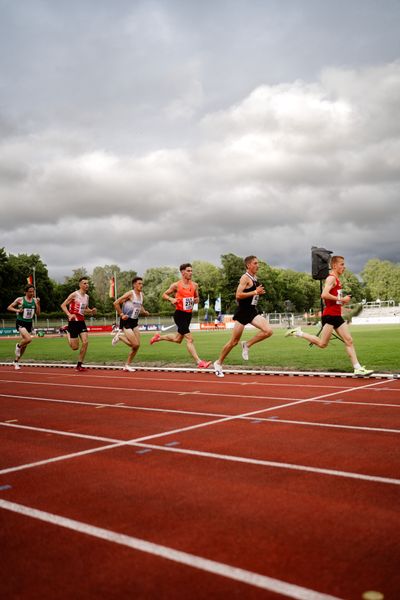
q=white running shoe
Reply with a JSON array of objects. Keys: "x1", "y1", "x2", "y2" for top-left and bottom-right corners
[
  {"x1": 354, "y1": 366, "x2": 374, "y2": 377},
  {"x1": 123, "y1": 365, "x2": 136, "y2": 372},
  {"x1": 285, "y1": 327, "x2": 302, "y2": 337},
  {"x1": 15, "y1": 343, "x2": 21, "y2": 358},
  {"x1": 112, "y1": 331, "x2": 121, "y2": 346},
  {"x1": 14, "y1": 362, "x2": 21, "y2": 370},
  {"x1": 213, "y1": 361, "x2": 224, "y2": 378},
  {"x1": 241, "y1": 341, "x2": 249, "y2": 360}
]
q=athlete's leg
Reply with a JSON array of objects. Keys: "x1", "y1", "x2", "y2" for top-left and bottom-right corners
[
  {"x1": 124, "y1": 328, "x2": 140, "y2": 364},
  {"x1": 246, "y1": 315, "x2": 273, "y2": 348},
  {"x1": 335, "y1": 322, "x2": 359, "y2": 367},
  {"x1": 78, "y1": 332, "x2": 89, "y2": 362},
  {"x1": 294, "y1": 324, "x2": 334, "y2": 348},
  {"x1": 217, "y1": 322, "x2": 245, "y2": 365},
  {"x1": 157, "y1": 332, "x2": 184, "y2": 344},
  {"x1": 183, "y1": 332, "x2": 202, "y2": 363},
  {"x1": 15, "y1": 327, "x2": 32, "y2": 362}
]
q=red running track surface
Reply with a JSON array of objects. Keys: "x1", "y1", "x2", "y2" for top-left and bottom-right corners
[{"x1": 0, "y1": 365, "x2": 399, "y2": 599}]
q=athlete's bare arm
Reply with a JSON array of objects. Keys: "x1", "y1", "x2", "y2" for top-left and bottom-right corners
[{"x1": 235, "y1": 275, "x2": 265, "y2": 300}]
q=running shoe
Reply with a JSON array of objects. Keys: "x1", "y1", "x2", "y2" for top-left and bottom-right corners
[
  {"x1": 15, "y1": 343, "x2": 21, "y2": 358},
  {"x1": 241, "y1": 341, "x2": 249, "y2": 360},
  {"x1": 14, "y1": 362, "x2": 21, "y2": 370},
  {"x1": 285, "y1": 327, "x2": 302, "y2": 337},
  {"x1": 112, "y1": 331, "x2": 121, "y2": 346},
  {"x1": 213, "y1": 361, "x2": 224, "y2": 378},
  {"x1": 354, "y1": 366, "x2": 374, "y2": 377},
  {"x1": 76, "y1": 365, "x2": 88, "y2": 372},
  {"x1": 123, "y1": 365, "x2": 136, "y2": 372},
  {"x1": 150, "y1": 333, "x2": 161, "y2": 345},
  {"x1": 197, "y1": 360, "x2": 212, "y2": 369}
]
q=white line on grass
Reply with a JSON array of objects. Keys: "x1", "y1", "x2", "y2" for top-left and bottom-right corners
[{"x1": 0, "y1": 498, "x2": 343, "y2": 600}]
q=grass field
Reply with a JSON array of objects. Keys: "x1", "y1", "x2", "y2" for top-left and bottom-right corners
[{"x1": 0, "y1": 324, "x2": 398, "y2": 373}]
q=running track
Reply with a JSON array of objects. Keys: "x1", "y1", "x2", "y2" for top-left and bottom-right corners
[{"x1": 0, "y1": 365, "x2": 399, "y2": 599}]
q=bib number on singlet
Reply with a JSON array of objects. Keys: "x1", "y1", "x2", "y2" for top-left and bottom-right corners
[
  {"x1": 183, "y1": 297, "x2": 194, "y2": 311},
  {"x1": 22, "y1": 308, "x2": 34, "y2": 319},
  {"x1": 131, "y1": 306, "x2": 141, "y2": 319},
  {"x1": 251, "y1": 295, "x2": 259, "y2": 306}
]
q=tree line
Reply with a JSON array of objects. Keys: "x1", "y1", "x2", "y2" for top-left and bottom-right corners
[{"x1": 0, "y1": 247, "x2": 399, "y2": 319}]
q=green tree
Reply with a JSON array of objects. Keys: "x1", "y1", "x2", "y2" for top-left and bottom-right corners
[
  {"x1": 220, "y1": 253, "x2": 244, "y2": 313},
  {"x1": 142, "y1": 266, "x2": 179, "y2": 314},
  {"x1": 1, "y1": 252, "x2": 56, "y2": 312},
  {"x1": 361, "y1": 259, "x2": 400, "y2": 302},
  {"x1": 192, "y1": 260, "x2": 221, "y2": 308}
]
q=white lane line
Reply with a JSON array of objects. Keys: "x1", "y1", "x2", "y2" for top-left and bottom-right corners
[
  {"x1": 0, "y1": 378, "x2": 391, "y2": 478},
  {"x1": 0, "y1": 498, "x2": 343, "y2": 600},
  {"x1": 0, "y1": 379, "x2": 301, "y2": 402},
  {"x1": 1, "y1": 393, "x2": 399, "y2": 434},
  {"x1": 2, "y1": 422, "x2": 399, "y2": 485}
]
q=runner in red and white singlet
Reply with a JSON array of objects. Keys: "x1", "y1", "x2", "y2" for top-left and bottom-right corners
[{"x1": 60, "y1": 277, "x2": 97, "y2": 371}]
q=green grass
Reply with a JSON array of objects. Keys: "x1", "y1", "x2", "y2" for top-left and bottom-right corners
[{"x1": 1, "y1": 324, "x2": 398, "y2": 373}]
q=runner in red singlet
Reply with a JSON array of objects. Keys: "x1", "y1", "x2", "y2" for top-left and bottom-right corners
[
  {"x1": 149, "y1": 263, "x2": 211, "y2": 369},
  {"x1": 285, "y1": 255, "x2": 373, "y2": 376},
  {"x1": 60, "y1": 277, "x2": 97, "y2": 372}
]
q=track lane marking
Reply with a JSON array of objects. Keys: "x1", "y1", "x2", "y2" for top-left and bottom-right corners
[
  {"x1": 1, "y1": 378, "x2": 398, "y2": 485},
  {"x1": 1, "y1": 393, "x2": 399, "y2": 433},
  {"x1": 0, "y1": 498, "x2": 343, "y2": 600}
]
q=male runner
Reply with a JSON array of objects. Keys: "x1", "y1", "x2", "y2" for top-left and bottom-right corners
[
  {"x1": 150, "y1": 263, "x2": 211, "y2": 369},
  {"x1": 285, "y1": 255, "x2": 374, "y2": 376},
  {"x1": 213, "y1": 256, "x2": 273, "y2": 377},
  {"x1": 112, "y1": 276, "x2": 150, "y2": 372},
  {"x1": 8, "y1": 284, "x2": 40, "y2": 370},
  {"x1": 60, "y1": 277, "x2": 97, "y2": 372}
]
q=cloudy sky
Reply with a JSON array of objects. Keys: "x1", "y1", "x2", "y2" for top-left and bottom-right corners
[{"x1": 1, "y1": 0, "x2": 400, "y2": 281}]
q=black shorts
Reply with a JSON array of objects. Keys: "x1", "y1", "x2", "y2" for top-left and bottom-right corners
[
  {"x1": 120, "y1": 317, "x2": 139, "y2": 330},
  {"x1": 233, "y1": 306, "x2": 259, "y2": 326},
  {"x1": 322, "y1": 315, "x2": 345, "y2": 329},
  {"x1": 174, "y1": 310, "x2": 192, "y2": 335},
  {"x1": 68, "y1": 320, "x2": 88, "y2": 338},
  {"x1": 16, "y1": 321, "x2": 33, "y2": 333}
]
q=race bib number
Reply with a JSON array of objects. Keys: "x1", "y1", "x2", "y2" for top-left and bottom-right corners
[
  {"x1": 183, "y1": 297, "x2": 194, "y2": 311},
  {"x1": 251, "y1": 294, "x2": 259, "y2": 306},
  {"x1": 22, "y1": 308, "x2": 34, "y2": 319},
  {"x1": 131, "y1": 305, "x2": 141, "y2": 319}
]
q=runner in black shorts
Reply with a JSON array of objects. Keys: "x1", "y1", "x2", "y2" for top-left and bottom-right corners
[
  {"x1": 60, "y1": 277, "x2": 97, "y2": 372},
  {"x1": 286, "y1": 255, "x2": 373, "y2": 376},
  {"x1": 150, "y1": 263, "x2": 211, "y2": 369},
  {"x1": 112, "y1": 277, "x2": 150, "y2": 372},
  {"x1": 8, "y1": 284, "x2": 41, "y2": 370},
  {"x1": 213, "y1": 256, "x2": 273, "y2": 377}
]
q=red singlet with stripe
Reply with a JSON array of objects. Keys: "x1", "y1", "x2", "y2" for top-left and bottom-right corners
[
  {"x1": 323, "y1": 276, "x2": 342, "y2": 317},
  {"x1": 69, "y1": 292, "x2": 89, "y2": 321},
  {"x1": 175, "y1": 281, "x2": 196, "y2": 313}
]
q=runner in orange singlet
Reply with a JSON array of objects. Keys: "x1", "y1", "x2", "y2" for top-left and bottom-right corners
[{"x1": 150, "y1": 263, "x2": 211, "y2": 369}]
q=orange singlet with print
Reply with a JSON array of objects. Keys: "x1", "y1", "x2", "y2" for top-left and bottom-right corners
[{"x1": 175, "y1": 281, "x2": 196, "y2": 313}]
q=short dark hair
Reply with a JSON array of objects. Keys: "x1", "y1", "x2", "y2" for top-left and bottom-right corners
[
  {"x1": 79, "y1": 277, "x2": 88, "y2": 283},
  {"x1": 132, "y1": 276, "x2": 143, "y2": 284},
  {"x1": 25, "y1": 284, "x2": 35, "y2": 292},
  {"x1": 244, "y1": 255, "x2": 257, "y2": 267},
  {"x1": 180, "y1": 263, "x2": 192, "y2": 272}
]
